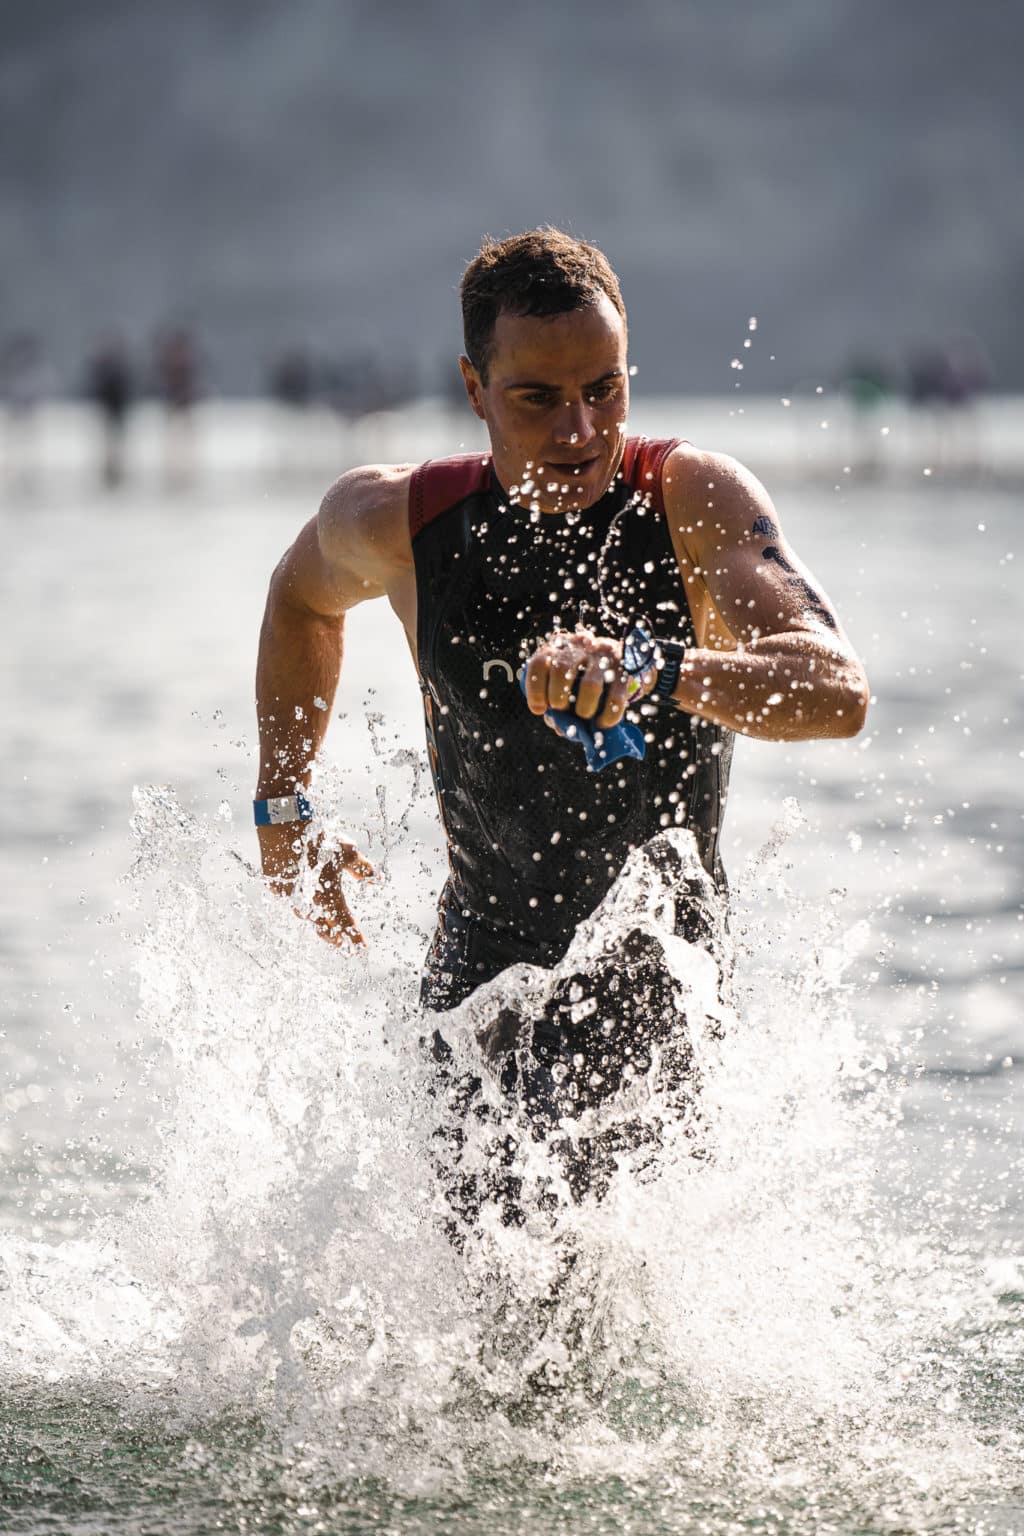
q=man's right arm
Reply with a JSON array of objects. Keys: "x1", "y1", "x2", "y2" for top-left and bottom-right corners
[{"x1": 255, "y1": 464, "x2": 412, "y2": 942}]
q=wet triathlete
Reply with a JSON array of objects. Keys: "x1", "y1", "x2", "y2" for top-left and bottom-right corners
[{"x1": 254, "y1": 229, "x2": 868, "y2": 1211}]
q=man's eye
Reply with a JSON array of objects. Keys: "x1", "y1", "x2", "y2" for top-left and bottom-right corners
[
  {"x1": 586, "y1": 383, "x2": 618, "y2": 404},
  {"x1": 524, "y1": 392, "x2": 553, "y2": 407}
]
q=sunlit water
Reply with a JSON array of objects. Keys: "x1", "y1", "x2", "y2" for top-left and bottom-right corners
[{"x1": 1, "y1": 419, "x2": 1021, "y2": 1532}]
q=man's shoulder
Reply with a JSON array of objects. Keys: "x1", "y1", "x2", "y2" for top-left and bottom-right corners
[
  {"x1": 662, "y1": 438, "x2": 733, "y2": 484},
  {"x1": 319, "y1": 450, "x2": 493, "y2": 539},
  {"x1": 320, "y1": 461, "x2": 416, "y2": 521},
  {"x1": 661, "y1": 440, "x2": 771, "y2": 526},
  {"x1": 408, "y1": 451, "x2": 493, "y2": 540},
  {"x1": 625, "y1": 437, "x2": 730, "y2": 506},
  {"x1": 320, "y1": 460, "x2": 417, "y2": 540},
  {"x1": 318, "y1": 462, "x2": 417, "y2": 568}
]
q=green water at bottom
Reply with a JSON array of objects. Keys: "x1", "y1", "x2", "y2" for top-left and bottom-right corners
[{"x1": 2, "y1": 1370, "x2": 1022, "y2": 1536}]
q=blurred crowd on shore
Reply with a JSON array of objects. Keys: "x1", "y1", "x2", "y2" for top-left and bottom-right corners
[
  {"x1": 838, "y1": 336, "x2": 993, "y2": 478},
  {"x1": 0, "y1": 326, "x2": 1000, "y2": 493},
  {"x1": 0, "y1": 328, "x2": 463, "y2": 493}
]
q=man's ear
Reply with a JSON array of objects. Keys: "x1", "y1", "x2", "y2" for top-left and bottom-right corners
[{"x1": 459, "y1": 354, "x2": 487, "y2": 421}]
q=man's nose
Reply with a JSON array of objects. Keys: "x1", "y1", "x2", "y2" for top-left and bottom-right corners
[{"x1": 552, "y1": 397, "x2": 596, "y2": 446}]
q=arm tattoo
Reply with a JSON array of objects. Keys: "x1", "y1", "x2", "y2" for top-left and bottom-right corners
[
  {"x1": 762, "y1": 545, "x2": 838, "y2": 630},
  {"x1": 751, "y1": 514, "x2": 780, "y2": 538},
  {"x1": 761, "y1": 543, "x2": 796, "y2": 575}
]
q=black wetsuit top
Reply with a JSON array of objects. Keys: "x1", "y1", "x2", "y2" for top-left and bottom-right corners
[{"x1": 412, "y1": 436, "x2": 734, "y2": 1008}]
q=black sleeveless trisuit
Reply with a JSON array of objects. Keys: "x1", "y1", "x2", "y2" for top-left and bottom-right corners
[{"x1": 410, "y1": 436, "x2": 734, "y2": 1010}]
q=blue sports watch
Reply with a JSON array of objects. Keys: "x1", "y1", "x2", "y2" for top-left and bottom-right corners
[{"x1": 623, "y1": 623, "x2": 686, "y2": 702}]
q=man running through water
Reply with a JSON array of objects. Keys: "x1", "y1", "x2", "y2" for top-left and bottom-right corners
[{"x1": 255, "y1": 229, "x2": 869, "y2": 1212}]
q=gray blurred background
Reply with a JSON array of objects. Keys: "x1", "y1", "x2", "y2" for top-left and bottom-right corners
[{"x1": 1, "y1": 0, "x2": 1020, "y2": 402}]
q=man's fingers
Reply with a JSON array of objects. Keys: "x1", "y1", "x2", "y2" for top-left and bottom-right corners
[
  {"x1": 291, "y1": 896, "x2": 365, "y2": 948},
  {"x1": 312, "y1": 887, "x2": 366, "y2": 948},
  {"x1": 547, "y1": 660, "x2": 578, "y2": 712},
  {"x1": 596, "y1": 683, "x2": 628, "y2": 728},
  {"x1": 575, "y1": 658, "x2": 617, "y2": 720},
  {"x1": 292, "y1": 841, "x2": 375, "y2": 947},
  {"x1": 339, "y1": 843, "x2": 376, "y2": 880},
  {"x1": 525, "y1": 633, "x2": 627, "y2": 720},
  {"x1": 315, "y1": 912, "x2": 366, "y2": 948},
  {"x1": 524, "y1": 655, "x2": 552, "y2": 715}
]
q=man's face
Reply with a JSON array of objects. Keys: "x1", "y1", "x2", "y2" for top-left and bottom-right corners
[{"x1": 460, "y1": 294, "x2": 629, "y2": 515}]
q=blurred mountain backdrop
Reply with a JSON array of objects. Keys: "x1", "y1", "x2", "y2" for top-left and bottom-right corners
[{"x1": 2, "y1": 0, "x2": 1021, "y2": 394}]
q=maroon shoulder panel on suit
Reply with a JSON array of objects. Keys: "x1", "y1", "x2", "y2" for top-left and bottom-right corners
[
  {"x1": 409, "y1": 453, "x2": 493, "y2": 541},
  {"x1": 621, "y1": 435, "x2": 680, "y2": 517},
  {"x1": 409, "y1": 438, "x2": 681, "y2": 539}
]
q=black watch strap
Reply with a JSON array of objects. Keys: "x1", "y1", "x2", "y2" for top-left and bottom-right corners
[{"x1": 653, "y1": 639, "x2": 687, "y2": 701}]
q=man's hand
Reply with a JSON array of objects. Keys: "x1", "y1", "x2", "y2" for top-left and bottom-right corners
[
  {"x1": 257, "y1": 822, "x2": 376, "y2": 947},
  {"x1": 523, "y1": 627, "x2": 653, "y2": 729}
]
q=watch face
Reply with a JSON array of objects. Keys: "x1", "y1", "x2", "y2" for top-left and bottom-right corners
[{"x1": 623, "y1": 623, "x2": 656, "y2": 678}]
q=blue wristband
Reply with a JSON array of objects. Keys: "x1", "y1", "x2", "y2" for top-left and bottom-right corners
[{"x1": 253, "y1": 791, "x2": 313, "y2": 827}]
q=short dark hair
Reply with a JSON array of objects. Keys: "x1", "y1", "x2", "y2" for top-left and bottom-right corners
[{"x1": 461, "y1": 228, "x2": 626, "y2": 382}]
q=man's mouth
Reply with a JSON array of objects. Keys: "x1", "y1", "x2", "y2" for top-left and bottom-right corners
[{"x1": 544, "y1": 455, "x2": 601, "y2": 476}]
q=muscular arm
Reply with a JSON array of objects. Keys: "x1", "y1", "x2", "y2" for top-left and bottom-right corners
[
  {"x1": 662, "y1": 448, "x2": 869, "y2": 741},
  {"x1": 256, "y1": 471, "x2": 391, "y2": 795},
  {"x1": 255, "y1": 465, "x2": 413, "y2": 931}
]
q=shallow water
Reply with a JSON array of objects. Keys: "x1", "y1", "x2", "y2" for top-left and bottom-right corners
[{"x1": 1, "y1": 433, "x2": 1021, "y2": 1532}]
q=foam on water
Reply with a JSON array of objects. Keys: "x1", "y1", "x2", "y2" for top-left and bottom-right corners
[{"x1": 0, "y1": 769, "x2": 1019, "y2": 1531}]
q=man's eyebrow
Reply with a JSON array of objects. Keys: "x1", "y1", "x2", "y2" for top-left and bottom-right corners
[
  {"x1": 586, "y1": 369, "x2": 625, "y2": 387},
  {"x1": 504, "y1": 369, "x2": 625, "y2": 392}
]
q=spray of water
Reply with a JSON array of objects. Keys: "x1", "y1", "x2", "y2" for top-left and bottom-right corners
[{"x1": 0, "y1": 751, "x2": 1016, "y2": 1530}]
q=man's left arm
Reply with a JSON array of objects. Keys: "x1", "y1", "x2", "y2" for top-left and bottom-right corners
[{"x1": 661, "y1": 448, "x2": 869, "y2": 741}]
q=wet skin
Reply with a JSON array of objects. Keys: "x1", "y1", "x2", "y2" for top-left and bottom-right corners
[
  {"x1": 459, "y1": 294, "x2": 630, "y2": 518},
  {"x1": 255, "y1": 300, "x2": 868, "y2": 944},
  {"x1": 458, "y1": 298, "x2": 654, "y2": 733}
]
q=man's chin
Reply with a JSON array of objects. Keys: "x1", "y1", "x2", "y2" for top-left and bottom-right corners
[{"x1": 537, "y1": 459, "x2": 614, "y2": 513}]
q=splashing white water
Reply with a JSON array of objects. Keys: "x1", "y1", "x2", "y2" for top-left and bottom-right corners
[{"x1": 0, "y1": 775, "x2": 1015, "y2": 1526}]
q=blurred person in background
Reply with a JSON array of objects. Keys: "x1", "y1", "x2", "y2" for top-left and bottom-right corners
[
  {"x1": 271, "y1": 347, "x2": 313, "y2": 413},
  {"x1": 908, "y1": 336, "x2": 992, "y2": 475},
  {"x1": 841, "y1": 353, "x2": 892, "y2": 477},
  {"x1": 937, "y1": 334, "x2": 992, "y2": 475},
  {"x1": 88, "y1": 337, "x2": 134, "y2": 488},
  {"x1": 155, "y1": 326, "x2": 199, "y2": 489},
  {"x1": 1, "y1": 331, "x2": 50, "y2": 493},
  {"x1": 270, "y1": 346, "x2": 315, "y2": 481}
]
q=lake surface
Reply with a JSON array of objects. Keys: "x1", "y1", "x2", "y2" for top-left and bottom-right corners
[{"x1": 1, "y1": 409, "x2": 1021, "y2": 1533}]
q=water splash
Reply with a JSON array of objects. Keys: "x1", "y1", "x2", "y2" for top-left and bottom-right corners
[{"x1": 0, "y1": 783, "x2": 1017, "y2": 1531}]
